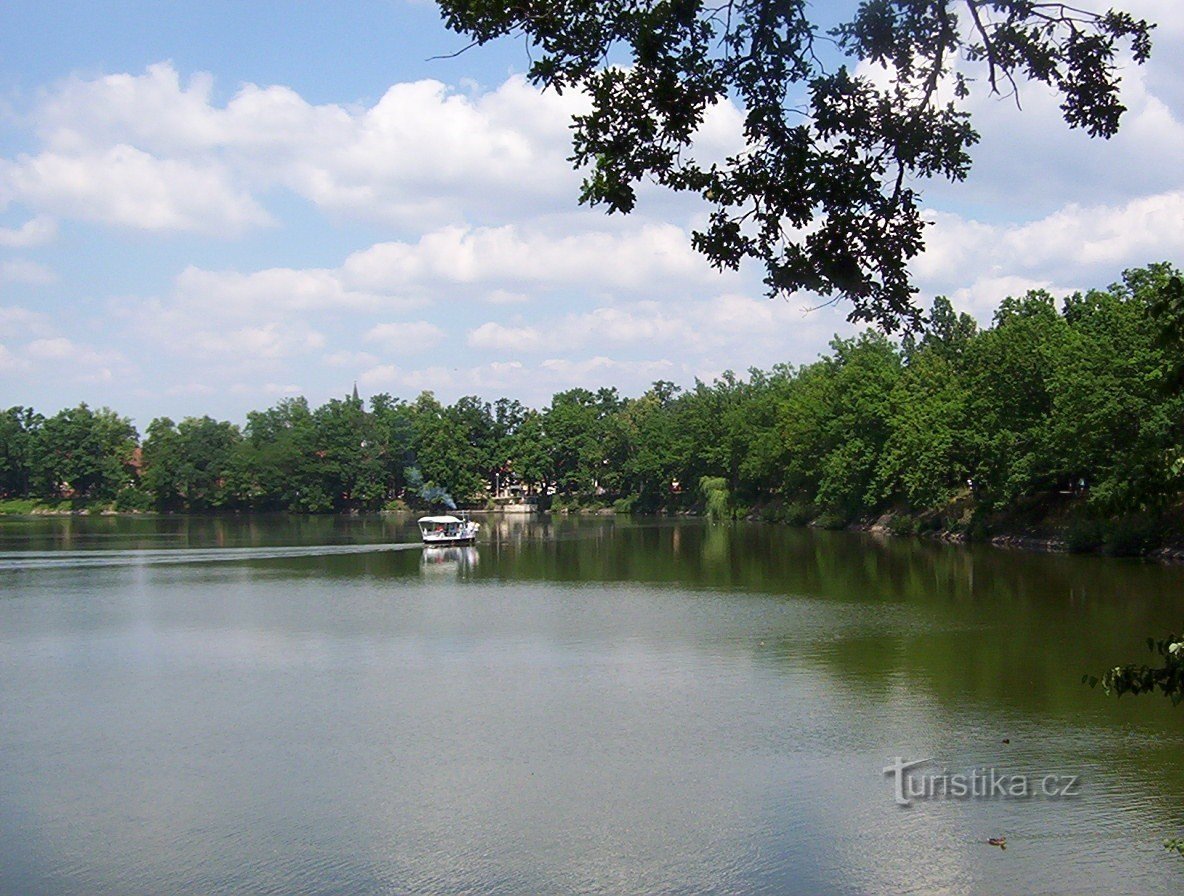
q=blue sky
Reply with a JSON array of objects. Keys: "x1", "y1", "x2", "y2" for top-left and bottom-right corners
[{"x1": 2, "y1": 1, "x2": 1182, "y2": 427}]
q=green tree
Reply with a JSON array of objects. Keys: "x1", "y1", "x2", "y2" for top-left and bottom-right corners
[
  {"x1": 312, "y1": 396, "x2": 387, "y2": 509},
  {"x1": 370, "y1": 392, "x2": 417, "y2": 498},
  {"x1": 812, "y1": 332, "x2": 902, "y2": 519},
  {"x1": 32, "y1": 404, "x2": 139, "y2": 500},
  {"x1": 142, "y1": 416, "x2": 242, "y2": 510},
  {"x1": 962, "y1": 291, "x2": 1070, "y2": 507},
  {"x1": 1049, "y1": 271, "x2": 1183, "y2": 512},
  {"x1": 437, "y1": 0, "x2": 1151, "y2": 327},
  {"x1": 407, "y1": 392, "x2": 488, "y2": 504},
  {"x1": 230, "y1": 397, "x2": 325, "y2": 511},
  {"x1": 873, "y1": 348, "x2": 969, "y2": 510},
  {"x1": 0, "y1": 406, "x2": 43, "y2": 497},
  {"x1": 544, "y1": 388, "x2": 616, "y2": 494},
  {"x1": 503, "y1": 409, "x2": 554, "y2": 493}
]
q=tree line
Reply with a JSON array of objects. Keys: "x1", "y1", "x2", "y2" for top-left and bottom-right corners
[{"x1": 3, "y1": 264, "x2": 1183, "y2": 547}]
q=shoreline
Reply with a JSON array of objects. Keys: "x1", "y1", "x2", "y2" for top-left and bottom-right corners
[{"x1": 4, "y1": 501, "x2": 1184, "y2": 563}]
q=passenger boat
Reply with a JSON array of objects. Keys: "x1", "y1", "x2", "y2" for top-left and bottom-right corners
[{"x1": 417, "y1": 513, "x2": 480, "y2": 545}]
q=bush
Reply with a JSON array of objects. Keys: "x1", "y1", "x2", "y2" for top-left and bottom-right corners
[
  {"x1": 887, "y1": 515, "x2": 920, "y2": 536},
  {"x1": 782, "y1": 502, "x2": 817, "y2": 526},
  {"x1": 114, "y1": 487, "x2": 153, "y2": 512},
  {"x1": 813, "y1": 511, "x2": 848, "y2": 530},
  {"x1": 1103, "y1": 515, "x2": 1162, "y2": 557},
  {"x1": 1065, "y1": 517, "x2": 1105, "y2": 553},
  {"x1": 699, "y1": 476, "x2": 730, "y2": 521},
  {"x1": 612, "y1": 495, "x2": 639, "y2": 514}
]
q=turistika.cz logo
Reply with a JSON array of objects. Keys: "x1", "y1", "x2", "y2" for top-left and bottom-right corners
[{"x1": 883, "y1": 757, "x2": 1082, "y2": 806}]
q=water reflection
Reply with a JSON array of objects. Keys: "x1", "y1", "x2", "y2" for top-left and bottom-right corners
[{"x1": 420, "y1": 546, "x2": 479, "y2": 578}]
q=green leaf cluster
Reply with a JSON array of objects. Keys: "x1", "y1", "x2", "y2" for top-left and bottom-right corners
[{"x1": 436, "y1": 0, "x2": 1152, "y2": 328}]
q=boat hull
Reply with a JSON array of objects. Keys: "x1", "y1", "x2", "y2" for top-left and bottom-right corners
[{"x1": 420, "y1": 533, "x2": 478, "y2": 546}]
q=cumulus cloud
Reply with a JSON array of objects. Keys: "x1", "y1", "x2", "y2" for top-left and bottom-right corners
[
  {"x1": 1, "y1": 145, "x2": 270, "y2": 233},
  {"x1": 4, "y1": 62, "x2": 592, "y2": 231},
  {"x1": 323, "y1": 350, "x2": 379, "y2": 368},
  {"x1": 919, "y1": 191, "x2": 1184, "y2": 317},
  {"x1": 341, "y1": 221, "x2": 716, "y2": 295},
  {"x1": 173, "y1": 265, "x2": 392, "y2": 317},
  {"x1": 466, "y1": 322, "x2": 544, "y2": 351},
  {"x1": 116, "y1": 218, "x2": 731, "y2": 367},
  {"x1": 466, "y1": 294, "x2": 840, "y2": 358},
  {"x1": 0, "y1": 343, "x2": 27, "y2": 373},
  {"x1": 10, "y1": 337, "x2": 131, "y2": 383},
  {"x1": 0, "y1": 305, "x2": 53, "y2": 334},
  {"x1": 0, "y1": 215, "x2": 57, "y2": 247},
  {"x1": 189, "y1": 323, "x2": 325, "y2": 359},
  {"x1": 0, "y1": 260, "x2": 56, "y2": 285},
  {"x1": 363, "y1": 321, "x2": 446, "y2": 351}
]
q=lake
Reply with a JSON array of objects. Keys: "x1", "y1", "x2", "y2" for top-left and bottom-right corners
[{"x1": 1, "y1": 513, "x2": 1182, "y2": 895}]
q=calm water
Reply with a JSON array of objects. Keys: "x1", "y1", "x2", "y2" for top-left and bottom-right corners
[{"x1": 1, "y1": 513, "x2": 1183, "y2": 895}]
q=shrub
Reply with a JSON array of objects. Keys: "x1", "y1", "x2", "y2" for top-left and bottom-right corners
[
  {"x1": 114, "y1": 487, "x2": 153, "y2": 512},
  {"x1": 1065, "y1": 517, "x2": 1105, "y2": 553},
  {"x1": 1103, "y1": 515, "x2": 1162, "y2": 557},
  {"x1": 613, "y1": 495, "x2": 638, "y2": 514},
  {"x1": 814, "y1": 511, "x2": 847, "y2": 530},
  {"x1": 699, "y1": 476, "x2": 730, "y2": 521}
]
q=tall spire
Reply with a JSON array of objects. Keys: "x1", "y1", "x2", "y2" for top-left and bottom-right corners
[{"x1": 351, "y1": 382, "x2": 360, "y2": 404}]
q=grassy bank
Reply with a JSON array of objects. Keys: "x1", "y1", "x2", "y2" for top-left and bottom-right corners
[{"x1": 0, "y1": 497, "x2": 120, "y2": 515}]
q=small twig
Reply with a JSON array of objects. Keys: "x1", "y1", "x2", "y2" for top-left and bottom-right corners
[{"x1": 427, "y1": 39, "x2": 480, "y2": 62}]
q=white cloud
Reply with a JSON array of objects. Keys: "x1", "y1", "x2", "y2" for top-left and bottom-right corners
[
  {"x1": 363, "y1": 321, "x2": 446, "y2": 351},
  {"x1": 466, "y1": 322, "x2": 543, "y2": 351},
  {"x1": 537, "y1": 356, "x2": 679, "y2": 390},
  {"x1": 323, "y1": 350, "x2": 379, "y2": 368},
  {"x1": 0, "y1": 343, "x2": 27, "y2": 373},
  {"x1": 173, "y1": 265, "x2": 391, "y2": 316},
  {"x1": 0, "y1": 259, "x2": 56, "y2": 285},
  {"x1": 1, "y1": 145, "x2": 269, "y2": 234},
  {"x1": 229, "y1": 381, "x2": 304, "y2": 397},
  {"x1": 918, "y1": 190, "x2": 1184, "y2": 317},
  {"x1": 341, "y1": 221, "x2": 721, "y2": 296},
  {"x1": 16, "y1": 337, "x2": 130, "y2": 383},
  {"x1": 190, "y1": 323, "x2": 325, "y2": 359},
  {"x1": 10, "y1": 62, "x2": 591, "y2": 231},
  {"x1": 465, "y1": 294, "x2": 835, "y2": 357},
  {"x1": 0, "y1": 215, "x2": 56, "y2": 247},
  {"x1": 0, "y1": 305, "x2": 53, "y2": 334}
]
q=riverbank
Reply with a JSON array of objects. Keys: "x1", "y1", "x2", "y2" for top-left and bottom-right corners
[
  {"x1": 838, "y1": 495, "x2": 1184, "y2": 562},
  {"x1": 0, "y1": 498, "x2": 122, "y2": 516},
  {"x1": 5, "y1": 494, "x2": 1183, "y2": 562}
]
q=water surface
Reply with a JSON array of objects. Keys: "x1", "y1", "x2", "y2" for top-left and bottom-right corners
[{"x1": 2, "y1": 514, "x2": 1182, "y2": 894}]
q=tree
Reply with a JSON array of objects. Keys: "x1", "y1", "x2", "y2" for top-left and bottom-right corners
[
  {"x1": 142, "y1": 416, "x2": 242, "y2": 510},
  {"x1": 407, "y1": 392, "x2": 488, "y2": 504},
  {"x1": 32, "y1": 404, "x2": 139, "y2": 499},
  {"x1": 313, "y1": 397, "x2": 387, "y2": 509},
  {"x1": 437, "y1": 0, "x2": 1152, "y2": 328},
  {"x1": 961, "y1": 290, "x2": 1070, "y2": 506},
  {"x1": 231, "y1": 397, "x2": 324, "y2": 511},
  {"x1": 0, "y1": 407, "x2": 43, "y2": 497}
]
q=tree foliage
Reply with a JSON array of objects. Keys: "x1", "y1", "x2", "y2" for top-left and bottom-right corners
[
  {"x1": 1085, "y1": 634, "x2": 1184, "y2": 705},
  {"x1": 436, "y1": 0, "x2": 1152, "y2": 328}
]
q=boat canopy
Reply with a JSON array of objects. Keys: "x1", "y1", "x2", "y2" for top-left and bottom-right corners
[{"x1": 419, "y1": 515, "x2": 463, "y2": 525}]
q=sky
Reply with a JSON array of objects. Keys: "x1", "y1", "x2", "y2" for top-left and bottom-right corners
[{"x1": 1, "y1": 0, "x2": 1182, "y2": 427}]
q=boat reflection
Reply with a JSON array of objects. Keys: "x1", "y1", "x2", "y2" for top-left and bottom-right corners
[{"x1": 419, "y1": 545, "x2": 479, "y2": 577}]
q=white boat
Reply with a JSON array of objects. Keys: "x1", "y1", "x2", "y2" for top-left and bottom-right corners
[{"x1": 417, "y1": 514, "x2": 480, "y2": 545}]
